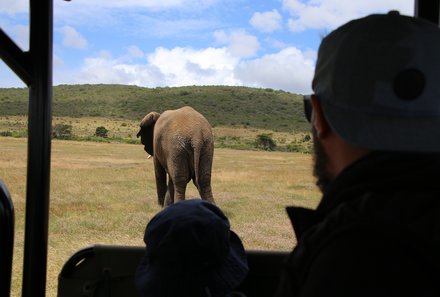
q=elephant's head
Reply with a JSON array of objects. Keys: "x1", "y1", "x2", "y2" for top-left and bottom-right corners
[{"x1": 137, "y1": 112, "x2": 161, "y2": 156}]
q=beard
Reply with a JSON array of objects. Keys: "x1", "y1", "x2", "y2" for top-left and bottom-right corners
[{"x1": 312, "y1": 126, "x2": 332, "y2": 193}]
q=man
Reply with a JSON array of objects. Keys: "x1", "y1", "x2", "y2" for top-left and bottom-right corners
[{"x1": 277, "y1": 11, "x2": 440, "y2": 297}]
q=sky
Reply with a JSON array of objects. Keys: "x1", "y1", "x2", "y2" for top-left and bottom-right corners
[{"x1": 1, "y1": 0, "x2": 413, "y2": 94}]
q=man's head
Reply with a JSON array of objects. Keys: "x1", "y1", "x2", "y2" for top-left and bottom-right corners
[
  {"x1": 307, "y1": 11, "x2": 440, "y2": 191},
  {"x1": 134, "y1": 199, "x2": 249, "y2": 297}
]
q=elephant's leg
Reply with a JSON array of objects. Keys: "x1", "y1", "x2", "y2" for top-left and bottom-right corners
[
  {"x1": 154, "y1": 158, "x2": 167, "y2": 206},
  {"x1": 196, "y1": 173, "x2": 214, "y2": 204},
  {"x1": 164, "y1": 177, "x2": 174, "y2": 206},
  {"x1": 169, "y1": 163, "x2": 189, "y2": 203},
  {"x1": 171, "y1": 174, "x2": 188, "y2": 203},
  {"x1": 197, "y1": 147, "x2": 215, "y2": 204}
]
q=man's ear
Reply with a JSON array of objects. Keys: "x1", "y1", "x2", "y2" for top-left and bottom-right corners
[{"x1": 310, "y1": 95, "x2": 331, "y2": 139}]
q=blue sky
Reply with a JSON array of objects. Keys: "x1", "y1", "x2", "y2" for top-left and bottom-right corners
[{"x1": 1, "y1": 0, "x2": 413, "y2": 94}]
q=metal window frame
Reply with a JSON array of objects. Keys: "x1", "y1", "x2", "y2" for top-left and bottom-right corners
[{"x1": 0, "y1": 1, "x2": 52, "y2": 297}]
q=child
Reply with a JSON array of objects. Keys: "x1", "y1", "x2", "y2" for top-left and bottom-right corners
[{"x1": 135, "y1": 199, "x2": 249, "y2": 297}]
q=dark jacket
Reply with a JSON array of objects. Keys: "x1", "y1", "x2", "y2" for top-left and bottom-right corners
[{"x1": 277, "y1": 152, "x2": 440, "y2": 297}]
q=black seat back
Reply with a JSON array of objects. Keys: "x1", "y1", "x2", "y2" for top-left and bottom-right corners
[
  {"x1": 58, "y1": 245, "x2": 289, "y2": 297},
  {"x1": 0, "y1": 180, "x2": 14, "y2": 297}
]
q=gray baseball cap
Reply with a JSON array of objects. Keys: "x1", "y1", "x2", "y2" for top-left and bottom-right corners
[{"x1": 312, "y1": 11, "x2": 440, "y2": 152}]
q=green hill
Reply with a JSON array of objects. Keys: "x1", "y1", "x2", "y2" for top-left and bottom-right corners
[{"x1": 0, "y1": 84, "x2": 308, "y2": 133}]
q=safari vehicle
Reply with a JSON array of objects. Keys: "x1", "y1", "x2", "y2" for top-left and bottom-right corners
[{"x1": 1, "y1": 0, "x2": 439, "y2": 296}]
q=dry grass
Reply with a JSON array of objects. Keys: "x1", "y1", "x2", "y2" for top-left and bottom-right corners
[{"x1": 0, "y1": 136, "x2": 320, "y2": 297}]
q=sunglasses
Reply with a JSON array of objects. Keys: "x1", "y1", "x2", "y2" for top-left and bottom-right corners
[{"x1": 303, "y1": 95, "x2": 312, "y2": 122}]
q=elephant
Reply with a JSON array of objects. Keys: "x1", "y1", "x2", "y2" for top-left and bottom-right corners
[{"x1": 137, "y1": 106, "x2": 215, "y2": 207}]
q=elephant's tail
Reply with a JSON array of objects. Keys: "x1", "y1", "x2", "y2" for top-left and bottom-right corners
[{"x1": 193, "y1": 146, "x2": 202, "y2": 189}]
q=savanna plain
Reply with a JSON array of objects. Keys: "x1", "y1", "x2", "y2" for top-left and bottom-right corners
[{"x1": 1, "y1": 136, "x2": 320, "y2": 297}]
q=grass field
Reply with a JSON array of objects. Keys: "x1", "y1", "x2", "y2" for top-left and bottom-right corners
[{"x1": 0, "y1": 136, "x2": 320, "y2": 297}]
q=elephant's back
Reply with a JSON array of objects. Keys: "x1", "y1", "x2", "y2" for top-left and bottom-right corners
[
  {"x1": 162, "y1": 106, "x2": 208, "y2": 121},
  {"x1": 159, "y1": 106, "x2": 212, "y2": 135}
]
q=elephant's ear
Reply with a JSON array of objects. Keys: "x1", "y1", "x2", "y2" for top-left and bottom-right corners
[
  {"x1": 137, "y1": 112, "x2": 160, "y2": 156},
  {"x1": 138, "y1": 112, "x2": 160, "y2": 131},
  {"x1": 137, "y1": 112, "x2": 160, "y2": 138}
]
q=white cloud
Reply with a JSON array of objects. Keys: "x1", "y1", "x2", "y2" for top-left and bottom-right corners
[
  {"x1": 58, "y1": 43, "x2": 315, "y2": 93},
  {"x1": 61, "y1": 26, "x2": 87, "y2": 49},
  {"x1": 79, "y1": 58, "x2": 120, "y2": 83},
  {"x1": 214, "y1": 30, "x2": 260, "y2": 58},
  {"x1": 250, "y1": 9, "x2": 282, "y2": 33},
  {"x1": 228, "y1": 31, "x2": 260, "y2": 57},
  {"x1": 234, "y1": 47, "x2": 315, "y2": 94},
  {"x1": 282, "y1": 0, "x2": 414, "y2": 32},
  {"x1": 69, "y1": 46, "x2": 242, "y2": 87},
  {"x1": 147, "y1": 46, "x2": 241, "y2": 86}
]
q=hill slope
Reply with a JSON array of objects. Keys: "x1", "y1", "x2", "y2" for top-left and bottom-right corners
[{"x1": 0, "y1": 84, "x2": 308, "y2": 132}]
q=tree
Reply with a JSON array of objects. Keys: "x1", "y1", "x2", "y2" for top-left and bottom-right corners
[
  {"x1": 255, "y1": 133, "x2": 276, "y2": 151},
  {"x1": 95, "y1": 126, "x2": 109, "y2": 138}
]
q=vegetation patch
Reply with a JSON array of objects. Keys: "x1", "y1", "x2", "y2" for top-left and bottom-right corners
[
  {"x1": 0, "y1": 84, "x2": 308, "y2": 132},
  {"x1": 0, "y1": 85, "x2": 312, "y2": 153}
]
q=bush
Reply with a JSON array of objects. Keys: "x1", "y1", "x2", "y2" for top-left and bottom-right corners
[
  {"x1": 255, "y1": 133, "x2": 276, "y2": 151},
  {"x1": 95, "y1": 126, "x2": 109, "y2": 138},
  {"x1": 303, "y1": 134, "x2": 311, "y2": 142},
  {"x1": 52, "y1": 124, "x2": 72, "y2": 139}
]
